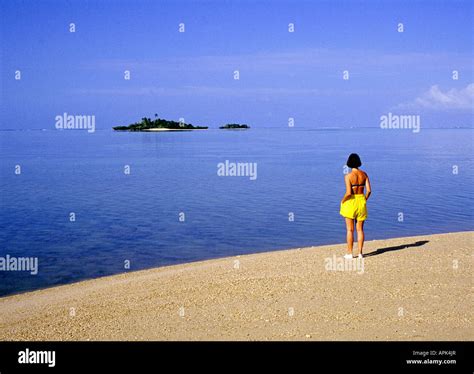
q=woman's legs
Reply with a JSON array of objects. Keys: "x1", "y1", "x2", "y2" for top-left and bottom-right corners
[
  {"x1": 345, "y1": 218, "x2": 354, "y2": 255},
  {"x1": 356, "y1": 220, "x2": 365, "y2": 255}
]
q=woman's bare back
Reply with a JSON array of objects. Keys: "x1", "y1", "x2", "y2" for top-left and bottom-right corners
[{"x1": 348, "y1": 169, "x2": 368, "y2": 195}]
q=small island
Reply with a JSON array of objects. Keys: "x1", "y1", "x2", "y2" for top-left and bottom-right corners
[
  {"x1": 113, "y1": 115, "x2": 208, "y2": 132},
  {"x1": 219, "y1": 124, "x2": 250, "y2": 129}
]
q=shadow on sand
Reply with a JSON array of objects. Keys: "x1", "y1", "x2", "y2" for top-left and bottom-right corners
[{"x1": 365, "y1": 240, "x2": 429, "y2": 257}]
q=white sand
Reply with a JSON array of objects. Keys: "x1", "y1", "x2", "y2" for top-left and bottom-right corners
[{"x1": 0, "y1": 231, "x2": 472, "y2": 341}]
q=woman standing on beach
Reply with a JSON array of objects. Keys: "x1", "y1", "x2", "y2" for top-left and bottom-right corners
[{"x1": 340, "y1": 153, "x2": 371, "y2": 259}]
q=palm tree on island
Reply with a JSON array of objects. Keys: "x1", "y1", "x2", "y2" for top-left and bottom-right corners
[
  {"x1": 113, "y1": 116, "x2": 208, "y2": 132},
  {"x1": 113, "y1": 116, "x2": 250, "y2": 132}
]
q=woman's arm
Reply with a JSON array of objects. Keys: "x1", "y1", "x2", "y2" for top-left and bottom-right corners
[
  {"x1": 365, "y1": 176, "x2": 372, "y2": 201},
  {"x1": 341, "y1": 174, "x2": 352, "y2": 204}
]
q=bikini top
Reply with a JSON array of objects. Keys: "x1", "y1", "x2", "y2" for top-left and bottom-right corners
[{"x1": 350, "y1": 181, "x2": 365, "y2": 193}]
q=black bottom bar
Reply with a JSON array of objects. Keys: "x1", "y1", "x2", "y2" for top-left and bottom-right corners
[{"x1": 0, "y1": 341, "x2": 471, "y2": 373}]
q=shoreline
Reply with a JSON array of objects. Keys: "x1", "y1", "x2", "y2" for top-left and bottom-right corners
[
  {"x1": 141, "y1": 128, "x2": 208, "y2": 132},
  {"x1": 0, "y1": 231, "x2": 472, "y2": 341},
  {"x1": 113, "y1": 128, "x2": 209, "y2": 132},
  {"x1": 1, "y1": 229, "x2": 471, "y2": 299}
]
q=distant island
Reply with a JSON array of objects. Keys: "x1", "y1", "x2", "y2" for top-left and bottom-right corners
[
  {"x1": 219, "y1": 124, "x2": 250, "y2": 129},
  {"x1": 113, "y1": 116, "x2": 208, "y2": 131}
]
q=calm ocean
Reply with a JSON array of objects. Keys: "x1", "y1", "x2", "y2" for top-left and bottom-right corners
[{"x1": 0, "y1": 127, "x2": 472, "y2": 296}]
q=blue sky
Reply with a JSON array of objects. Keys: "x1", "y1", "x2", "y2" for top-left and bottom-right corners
[{"x1": 1, "y1": 0, "x2": 473, "y2": 129}]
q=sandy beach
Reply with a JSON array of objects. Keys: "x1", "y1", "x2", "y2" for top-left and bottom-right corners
[{"x1": 0, "y1": 231, "x2": 472, "y2": 341}]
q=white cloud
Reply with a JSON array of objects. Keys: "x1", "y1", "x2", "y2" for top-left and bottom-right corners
[{"x1": 397, "y1": 83, "x2": 474, "y2": 110}]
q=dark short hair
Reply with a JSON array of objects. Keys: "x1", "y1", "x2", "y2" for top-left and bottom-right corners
[{"x1": 347, "y1": 153, "x2": 362, "y2": 168}]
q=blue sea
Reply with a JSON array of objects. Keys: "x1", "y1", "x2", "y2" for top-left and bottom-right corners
[{"x1": 0, "y1": 127, "x2": 472, "y2": 296}]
